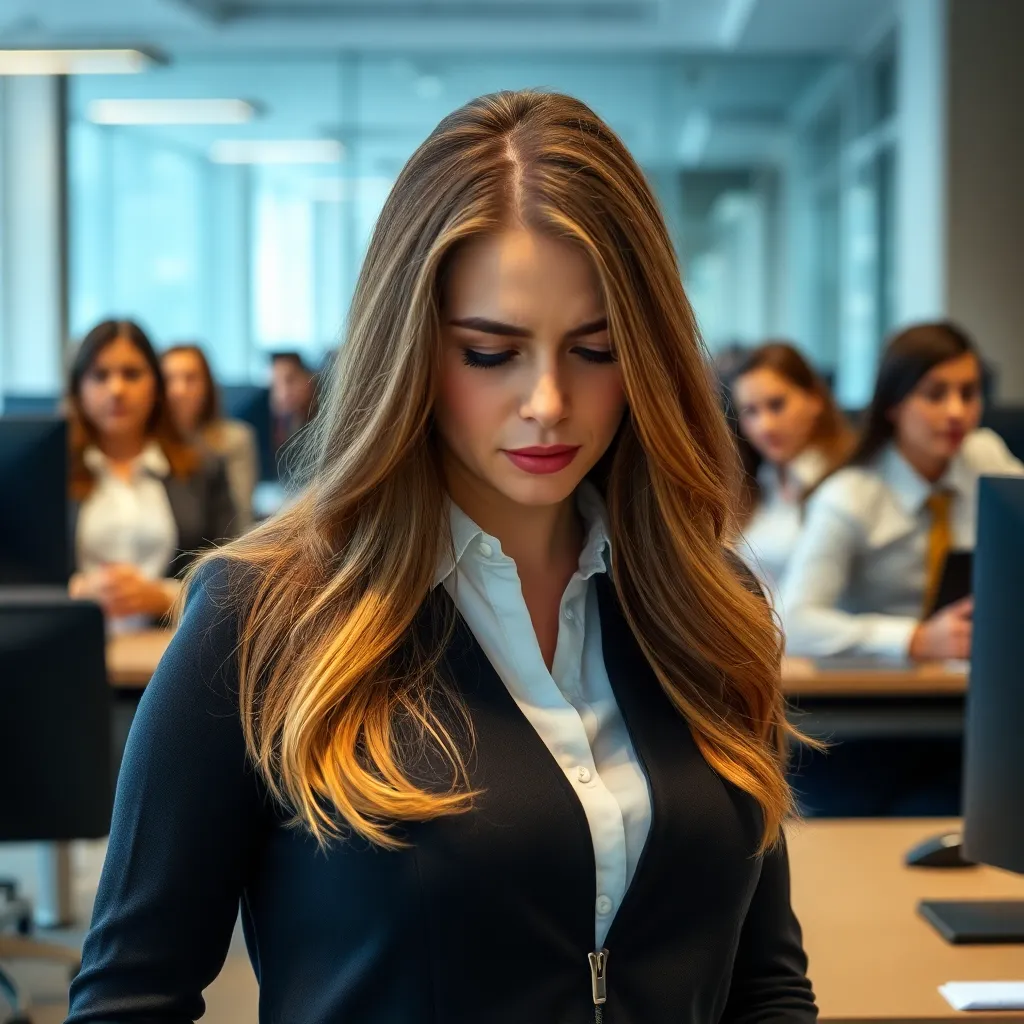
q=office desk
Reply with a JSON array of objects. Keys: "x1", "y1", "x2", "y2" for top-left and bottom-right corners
[
  {"x1": 107, "y1": 633, "x2": 969, "y2": 697},
  {"x1": 106, "y1": 629, "x2": 172, "y2": 688},
  {"x1": 789, "y1": 819, "x2": 1024, "y2": 1022}
]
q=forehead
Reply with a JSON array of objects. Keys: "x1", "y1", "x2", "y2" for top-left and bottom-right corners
[
  {"x1": 92, "y1": 337, "x2": 148, "y2": 366},
  {"x1": 443, "y1": 228, "x2": 604, "y2": 319},
  {"x1": 917, "y1": 352, "x2": 980, "y2": 385},
  {"x1": 164, "y1": 350, "x2": 202, "y2": 372},
  {"x1": 735, "y1": 366, "x2": 798, "y2": 398}
]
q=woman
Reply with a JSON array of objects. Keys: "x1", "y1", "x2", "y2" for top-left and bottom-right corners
[
  {"x1": 780, "y1": 322, "x2": 1023, "y2": 818},
  {"x1": 781, "y1": 321, "x2": 1023, "y2": 661},
  {"x1": 67, "y1": 320, "x2": 237, "y2": 631},
  {"x1": 162, "y1": 343, "x2": 259, "y2": 530},
  {"x1": 68, "y1": 92, "x2": 816, "y2": 1023},
  {"x1": 727, "y1": 342, "x2": 853, "y2": 598}
]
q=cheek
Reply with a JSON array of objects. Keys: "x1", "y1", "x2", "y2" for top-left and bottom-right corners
[
  {"x1": 435, "y1": 364, "x2": 505, "y2": 447},
  {"x1": 582, "y1": 371, "x2": 627, "y2": 435},
  {"x1": 78, "y1": 383, "x2": 105, "y2": 420}
]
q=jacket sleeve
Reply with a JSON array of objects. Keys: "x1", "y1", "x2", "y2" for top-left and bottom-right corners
[
  {"x1": 722, "y1": 836, "x2": 818, "y2": 1024},
  {"x1": 66, "y1": 561, "x2": 267, "y2": 1023}
]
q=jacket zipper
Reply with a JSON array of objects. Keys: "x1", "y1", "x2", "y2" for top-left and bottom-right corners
[{"x1": 589, "y1": 948, "x2": 609, "y2": 1023}]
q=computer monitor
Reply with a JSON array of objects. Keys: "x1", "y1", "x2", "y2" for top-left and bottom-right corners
[
  {"x1": 919, "y1": 474, "x2": 1024, "y2": 943},
  {"x1": 0, "y1": 591, "x2": 112, "y2": 840},
  {"x1": 221, "y1": 384, "x2": 274, "y2": 482},
  {"x1": 0, "y1": 416, "x2": 69, "y2": 585}
]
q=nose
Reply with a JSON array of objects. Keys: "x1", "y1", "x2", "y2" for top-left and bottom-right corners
[
  {"x1": 944, "y1": 392, "x2": 968, "y2": 421},
  {"x1": 521, "y1": 367, "x2": 567, "y2": 427},
  {"x1": 107, "y1": 374, "x2": 127, "y2": 398}
]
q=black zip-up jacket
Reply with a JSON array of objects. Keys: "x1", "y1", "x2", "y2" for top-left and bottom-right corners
[{"x1": 67, "y1": 560, "x2": 817, "y2": 1024}]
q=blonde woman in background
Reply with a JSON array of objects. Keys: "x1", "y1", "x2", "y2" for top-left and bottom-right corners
[
  {"x1": 69, "y1": 92, "x2": 816, "y2": 1024},
  {"x1": 162, "y1": 343, "x2": 259, "y2": 531}
]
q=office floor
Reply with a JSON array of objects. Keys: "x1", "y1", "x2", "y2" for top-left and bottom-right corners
[{"x1": 0, "y1": 840, "x2": 259, "y2": 1023}]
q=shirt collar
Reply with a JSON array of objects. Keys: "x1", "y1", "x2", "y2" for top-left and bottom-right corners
[
  {"x1": 756, "y1": 445, "x2": 828, "y2": 494},
  {"x1": 876, "y1": 442, "x2": 971, "y2": 515},
  {"x1": 432, "y1": 479, "x2": 612, "y2": 589},
  {"x1": 84, "y1": 440, "x2": 170, "y2": 480}
]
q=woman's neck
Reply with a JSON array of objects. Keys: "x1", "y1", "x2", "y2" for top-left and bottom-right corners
[
  {"x1": 896, "y1": 441, "x2": 950, "y2": 484},
  {"x1": 98, "y1": 433, "x2": 148, "y2": 464},
  {"x1": 445, "y1": 464, "x2": 583, "y2": 578}
]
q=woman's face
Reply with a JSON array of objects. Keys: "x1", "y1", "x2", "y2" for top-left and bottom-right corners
[
  {"x1": 162, "y1": 349, "x2": 208, "y2": 435},
  {"x1": 733, "y1": 367, "x2": 823, "y2": 467},
  {"x1": 891, "y1": 352, "x2": 982, "y2": 465},
  {"x1": 78, "y1": 336, "x2": 158, "y2": 445},
  {"x1": 434, "y1": 227, "x2": 627, "y2": 512}
]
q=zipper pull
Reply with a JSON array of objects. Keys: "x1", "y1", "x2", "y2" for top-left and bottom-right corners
[{"x1": 588, "y1": 948, "x2": 609, "y2": 1005}]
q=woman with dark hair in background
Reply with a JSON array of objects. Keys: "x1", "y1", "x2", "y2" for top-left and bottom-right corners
[
  {"x1": 67, "y1": 320, "x2": 237, "y2": 631},
  {"x1": 68, "y1": 92, "x2": 816, "y2": 1023},
  {"x1": 162, "y1": 344, "x2": 259, "y2": 530},
  {"x1": 781, "y1": 321, "x2": 1023, "y2": 816},
  {"x1": 782, "y1": 321, "x2": 1022, "y2": 662},
  {"x1": 727, "y1": 342, "x2": 854, "y2": 599}
]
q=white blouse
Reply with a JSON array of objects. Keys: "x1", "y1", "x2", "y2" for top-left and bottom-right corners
[
  {"x1": 435, "y1": 481, "x2": 651, "y2": 949},
  {"x1": 780, "y1": 428, "x2": 1024, "y2": 659},
  {"x1": 77, "y1": 442, "x2": 179, "y2": 632},
  {"x1": 736, "y1": 446, "x2": 829, "y2": 603}
]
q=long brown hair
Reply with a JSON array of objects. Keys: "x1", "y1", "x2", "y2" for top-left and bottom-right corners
[
  {"x1": 162, "y1": 343, "x2": 222, "y2": 430},
  {"x1": 68, "y1": 320, "x2": 198, "y2": 501},
  {"x1": 189, "y1": 90, "x2": 803, "y2": 852},
  {"x1": 727, "y1": 341, "x2": 854, "y2": 516}
]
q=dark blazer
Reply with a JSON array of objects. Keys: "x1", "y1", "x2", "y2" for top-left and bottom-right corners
[
  {"x1": 70, "y1": 454, "x2": 238, "y2": 579},
  {"x1": 67, "y1": 561, "x2": 817, "y2": 1024}
]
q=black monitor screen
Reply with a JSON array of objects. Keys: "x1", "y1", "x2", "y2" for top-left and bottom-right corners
[
  {"x1": 0, "y1": 416, "x2": 69, "y2": 585},
  {"x1": 963, "y1": 474, "x2": 1024, "y2": 875}
]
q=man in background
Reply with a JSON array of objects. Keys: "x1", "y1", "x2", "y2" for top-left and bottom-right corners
[{"x1": 270, "y1": 352, "x2": 317, "y2": 461}]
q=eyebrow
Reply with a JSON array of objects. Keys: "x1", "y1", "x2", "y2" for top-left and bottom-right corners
[{"x1": 447, "y1": 316, "x2": 609, "y2": 340}]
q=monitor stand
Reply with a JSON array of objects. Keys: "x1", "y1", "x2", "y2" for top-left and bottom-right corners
[{"x1": 919, "y1": 900, "x2": 1024, "y2": 944}]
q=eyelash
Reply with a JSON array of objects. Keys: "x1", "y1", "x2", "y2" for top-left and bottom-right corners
[{"x1": 461, "y1": 348, "x2": 618, "y2": 370}]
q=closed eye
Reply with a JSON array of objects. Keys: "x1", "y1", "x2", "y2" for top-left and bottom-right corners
[{"x1": 461, "y1": 347, "x2": 617, "y2": 370}]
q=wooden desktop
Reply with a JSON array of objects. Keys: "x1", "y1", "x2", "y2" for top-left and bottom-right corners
[{"x1": 105, "y1": 630, "x2": 969, "y2": 697}]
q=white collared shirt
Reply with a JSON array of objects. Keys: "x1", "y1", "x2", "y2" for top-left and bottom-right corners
[
  {"x1": 435, "y1": 481, "x2": 651, "y2": 949},
  {"x1": 780, "y1": 428, "x2": 1024, "y2": 658},
  {"x1": 737, "y1": 446, "x2": 829, "y2": 603},
  {"x1": 78, "y1": 442, "x2": 179, "y2": 632}
]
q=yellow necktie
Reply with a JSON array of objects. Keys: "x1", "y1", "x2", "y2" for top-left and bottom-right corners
[{"x1": 922, "y1": 491, "x2": 953, "y2": 618}]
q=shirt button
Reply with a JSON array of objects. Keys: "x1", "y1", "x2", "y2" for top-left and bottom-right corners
[
  {"x1": 477, "y1": 541, "x2": 493, "y2": 558},
  {"x1": 576, "y1": 766, "x2": 592, "y2": 784},
  {"x1": 563, "y1": 607, "x2": 575, "y2": 621},
  {"x1": 596, "y1": 895, "x2": 614, "y2": 916}
]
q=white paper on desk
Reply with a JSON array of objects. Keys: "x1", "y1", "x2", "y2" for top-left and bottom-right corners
[{"x1": 939, "y1": 982, "x2": 1024, "y2": 1010}]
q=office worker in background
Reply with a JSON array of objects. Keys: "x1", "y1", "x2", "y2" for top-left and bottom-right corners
[
  {"x1": 269, "y1": 350, "x2": 317, "y2": 465},
  {"x1": 67, "y1": 320, "x2": 237, "y2": 632},
  {"x1": 162, "y1": 344, "x2": 259, "y2": 531},
  {"x1": 727, "y1": 342, "x2": 854, "y2": 599},
  {"x1": 782, "y1": 320, "x2": 1023, "y2": 661},
  {"x1": 68, "y1": 92, "x2": 816, "y2": 1024}
]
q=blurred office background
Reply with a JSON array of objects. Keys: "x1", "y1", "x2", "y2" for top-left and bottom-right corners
[
  {"x1": 0, "y1": 0, "x2": 1020, "y2": 414},
  {"x1": 3, "y1": 1, "x2": 1024, "y2": 1019}
]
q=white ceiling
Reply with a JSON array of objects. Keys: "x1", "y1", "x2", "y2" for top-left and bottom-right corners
[
  {"x1": 4, "y1": 0, "x2": 895, "y2": 169},
  {"x1": 0, "y1": 0, "x2": 894, "y2": 53}
]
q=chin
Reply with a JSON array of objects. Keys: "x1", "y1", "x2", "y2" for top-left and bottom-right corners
[{"x1": 495, "y1": 470, "x2": 584, "y2": 508}]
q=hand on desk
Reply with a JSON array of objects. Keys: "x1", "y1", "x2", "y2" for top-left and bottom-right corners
[
  {"x1": 70, "y1": 564, "x2": 176, "y2": 619},
  {"x1": 909, "y1": 597, "x2": 973, "y2": 662}
]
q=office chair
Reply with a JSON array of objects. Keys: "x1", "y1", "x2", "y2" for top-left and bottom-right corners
[{"x1": 0, "y1": 591, "x2": 113, "y2": 1024}]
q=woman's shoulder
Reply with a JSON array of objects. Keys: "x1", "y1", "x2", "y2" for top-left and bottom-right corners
[
  {"x1": 218, "y1": 418, "x2": 258, "y2": 451},
  {"x1": 960, "y1": 427, "x2": 1023, "y2": 472},
  {"x1": 808, "y1": 463, "x2": 886, "y2": 517}
]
